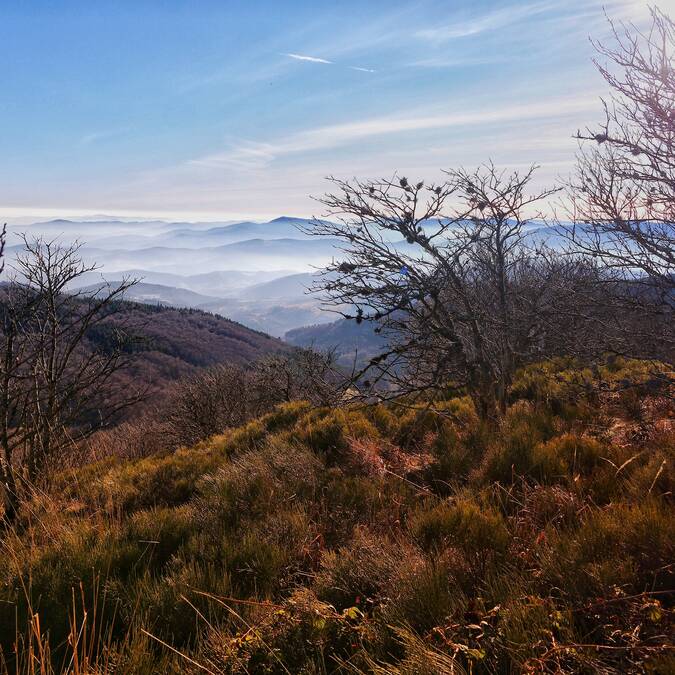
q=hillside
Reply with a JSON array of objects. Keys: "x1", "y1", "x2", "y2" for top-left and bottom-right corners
[
  {"x1": 78, "y1": 281, "x2": 223, "y2": 308},
  {"x1": 88, "y1": 300, "x2": 288, "y2": 411},
  {"x1": 286, "y1": 315, "x2": 387, "y2": 365},
  {"x1": 0, "y1": 358, "x2": 672, "y2": 673}
]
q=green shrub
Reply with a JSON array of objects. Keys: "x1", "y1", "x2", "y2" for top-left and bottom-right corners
[
  {"x1": 365, "y1": 403, "x2": 400, "y2": 436},
  {"x1": 212, "y1": 417, "x2": 268, "y2": 455},
  {"x1": 425, "y1": 423, "x2": 476, "y2": 490},
  {"x1": 394, "y1": 406, "x2": 447, "y2": 451},
  {"x1": 409, "y1": 498, "x2": 510, "y2": 563},
  {"x1": 383, "y1": 551, "x2": 467, "y2": 634},
  {"x1": 498, "y1": 596, "x2": 575, "y2": 671},
  {"x1": 531, "y1": 433, "x2": 604, "y2": 483},
  {"x1": 510, "y1": 359, "x2": 597, "y2": 414},
  {"x1": 475, "y1": 402, "x2": 557, "y2": 484},
  {"x1": 196, "y1": 439, "x2": 321, "y2": 529},
  {"x1": 291, "y1": 407, "x2": 380, "y2": 463},
  {"x1": 625, "y1": 449, "x2": 673, "y2": 499},
  {"x1": 114, "y1": 557, "x2": 235, "y2": 647},
  {"x1": 320, "y1": 472, "x2": 416, "y2": 547},
  {"x1": 198, "y1": 588, "x2": 376, "y2": 673},
  {"x1": 76, "y1": 447, "x2": 223, "y2": 515},
  {"x1": 543, "y1": 500, "x2": 675, "y2": 599},
  {"x1": 123, "y1": 505, "x2": 196, "y2": 570},
  {"x1": 261, "y1": 400, "x2": 312, "y2": 432}
]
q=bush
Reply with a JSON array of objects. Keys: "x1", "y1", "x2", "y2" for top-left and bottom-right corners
[
  {"x1": 393, "y1": 400, "x2": 476, "y2": 451},
  {"x1": 291, "y1": 407, "x2": 380, "y2": 463},
  {"x1": 510, "y1": 359, "x2": 597, "y2": 415},
  {"x1": 71, "y1": 447, "x2": 223, "y2": 515},
  {"x1": 543, "y1": 500, "x2": 675, "y2": 599},
  {"x1": 320, "y1": 472, "x2": 416, "y2": 547},
  {"x1": 474, "y1": 402, "x2": 557, "y2": 484},
  {"x1": 195, "y1": 439, "x2": 321, "y2": 530},
  {"x1": 314, "y1": 529, "x2": 411, "y2": 611},
  {"x1": 114, "y1": 556, "x2": 235, "y2": 647},
  {"x1": 409, "y1": 497, "x2": 510, "y2": 564},
  {"x1": 531, "y1": 433, "x2": 604, "y2": 483},
  {"x1": 383, "y1": 551, "x2": 468, "y2": 634},
  {"x1": 424, "y1": 423, "x2": 476, "y2": 490},
  {"x1": 498, "y1": 596, "x2": 575, "y2": 671},
  {"x1": 196, "y1": 588, "x2": 376, "y2": 673}
]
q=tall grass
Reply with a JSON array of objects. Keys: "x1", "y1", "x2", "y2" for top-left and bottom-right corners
[{"x1": 0, "y1": 359, "x2": 672, "y2": 673}]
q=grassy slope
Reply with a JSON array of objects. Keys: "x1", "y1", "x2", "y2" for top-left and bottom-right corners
[{"x1": 0, "y1": 358, "x2": 673, "y2": 674}]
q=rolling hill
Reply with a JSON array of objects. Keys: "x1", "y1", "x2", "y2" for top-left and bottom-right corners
[
  {"x1": 78, "y1": 281, "x2": 223, "y2": 308},
  {"x1": 285, "y1": 315, "x2": 387, "y2": 366},
  {"x1": 89, "y1": 300, "x2": 289, "y2": 414}
]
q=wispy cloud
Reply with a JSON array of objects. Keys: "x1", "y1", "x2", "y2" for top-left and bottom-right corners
[
  {"x1": 185, "y1": 92, "x2": 597, "y2": 175},
  {"x1": 284, "y1": 52, "x2": 332, "y2": 64},
  {"x1": 120, "y1": 89, "x2": 598, "y2": 218},
  {"x1": 284, "y1": 53, "x2": 376, "y2": 74},
  {"x1": 80, "y1": 128, "x2": 129, "y2": 145},
  {"x1": 415, "y1": 1, "x2": 557, "y2": 42}
]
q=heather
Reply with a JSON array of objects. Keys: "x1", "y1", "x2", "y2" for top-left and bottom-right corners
[{"x1": 0, "y1": 358, "x2": 672, "y2": 674}]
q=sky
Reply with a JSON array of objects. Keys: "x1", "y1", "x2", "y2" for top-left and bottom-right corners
[{"x1": 1, "y1": 0, "x2": 672, "y2": 222}]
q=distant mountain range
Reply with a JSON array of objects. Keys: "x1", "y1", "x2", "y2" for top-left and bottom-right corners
[
  {"x1": 3, "y1": 215, "x2": 571, "y2": 338},
  {"x1": 78, "y1": 281, "x2": 224, "y2": 307},
  {"x1": 2, "y1": 216, "x2": 338, "y2": 336}
]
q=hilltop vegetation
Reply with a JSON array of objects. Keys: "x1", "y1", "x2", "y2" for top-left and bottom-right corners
[{"x1": 0, "y1": 358, "x2": 672, "y2": 674}]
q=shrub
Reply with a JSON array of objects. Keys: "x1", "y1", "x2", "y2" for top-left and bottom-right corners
[
  {"x1": 291, "y1": 407, "x2": 380, "y2": 463},
  {"x1": 261, "y1": 400, "x2": 312, "y2": 432},
  {"x1": 114, "y1": 556, "x2": 235, "y2": 647},
  {"x1": 72, "y1": 447, "x2": 223, "y2": 515},
  {"x1": 210, "y1": 417, "x2": 268, "y2": 456},
  {"x1": 123, "y1": 505, "x2": 196, "y2": 570},
  {"x1": 320, "y1": 472, "x2": 416, "y2": 547},
  {"x1": 530, "y1": 433, "x2": 604, "y2": 483},
  {"x1": 498, "y1": 596, "x2": 575, "y2": 671},
  {"x1": 543, "y1": 500, "x2": 675, "y2": 599},
  {"x1": 510, "y1": 359, "x2": 597, "y2": 414},
  {"x1": 625, "y1": 449, "x2": 673, "y2": 499},
  {"x1": 383, "y1": 551, "x2": 468, "y2": 634},
  {"x1": 474, "y1": 402, "x2": 557, "y2": 484},
  {"x1": 409, "y1": 497, "x2": 510, "y2": 565},
  {"x1": 195, "y1": 439, "x2": 321, "y2": 530},
  {"x1": 314, "y1": 529, "x2": 412, "y2": 611},
  {"x1": 196, "y1": 588, "x2": 377, "y2": 673},
  {"x1": 365, "y1": 403, "x2": 399, "y2": 436},
  {"x1": 424, "y1": 423, "x2": 475, "y2": 490},
  {"x1": 519, "y1": 485, "x2": 583, "y2": 531},
  {"x1": 394, "y1": 405, "x2": 448, "y2": 451}
]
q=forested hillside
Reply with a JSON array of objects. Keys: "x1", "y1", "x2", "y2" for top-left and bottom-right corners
[{"x1": 96, "y1": 301, "x2": 288, "y2": 407}]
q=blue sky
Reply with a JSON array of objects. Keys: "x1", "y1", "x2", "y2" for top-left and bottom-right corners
[{"x1": 0, "y1": 0, "x2": 668, "y2": 221}]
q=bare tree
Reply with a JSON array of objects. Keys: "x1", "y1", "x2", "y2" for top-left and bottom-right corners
[
  {"x1": 252, "y1": 348, "x2": 346, "y2": 409},
  {"x1": 566, "y1": 7, "x2": 675, "y2": 311},
  {"x1": 163, "y1": 348, "x2": 345, "y2": 448},
  {"x1": 163, "y1": 364, "x2": 260, "y2": 448},
  {"x1": 307, "y1": 165, "x2": 601, "y2": 421},
  {"x1": 0, "y1": 236, "x2": 141, "y2": 521}
]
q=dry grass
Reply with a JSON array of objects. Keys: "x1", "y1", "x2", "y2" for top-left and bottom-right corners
[{"x1": 0, "y1": 358, "x2": 673, "y2": 674}]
